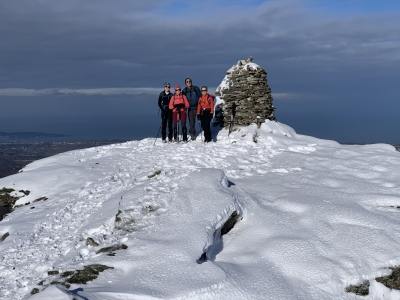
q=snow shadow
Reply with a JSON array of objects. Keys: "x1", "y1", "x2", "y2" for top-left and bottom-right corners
[
  {"x1": 197, "y1": 211, "x2": 240, "y2": 264},
  {"x1": 59, "y1": 287, "x2": 89, "y2": 300},
  {"x1": 197, "y1": 227, "x2": 224, "y2": 264}
]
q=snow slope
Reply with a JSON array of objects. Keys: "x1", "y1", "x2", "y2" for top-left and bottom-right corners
[{"x1": 1, "y1": 121, "x2": 400, "y2": 299}]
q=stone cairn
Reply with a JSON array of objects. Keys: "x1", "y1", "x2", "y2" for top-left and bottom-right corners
[{"x1": 214, "y1": 57, "x2": 276, "y2": 128}]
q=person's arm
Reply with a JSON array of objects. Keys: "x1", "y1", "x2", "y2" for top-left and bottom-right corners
[
  {"x1": 210, "y1": 95, "x2": 215, "y2": 114},
  {"x1": 169, "y1": 96, "x2": 175, "y2": 110},
  {"x1": 158, "y1": 93, "x2": 164, "y2": 110},
  {"x1": 183, "y1": 95, "x2": 190, "y2": 109},
  {"x1": 197, "y1": 96, "x2": 201, "y2": 114}
]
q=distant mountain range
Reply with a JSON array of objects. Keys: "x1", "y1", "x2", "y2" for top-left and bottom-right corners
[{"x1": 0, "y1": 132, "x2": 69, "y2": 139}]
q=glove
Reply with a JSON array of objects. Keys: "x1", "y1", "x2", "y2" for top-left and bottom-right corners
[{"x1": 197, "y1": 114, "x2": 201, "y2": 121}]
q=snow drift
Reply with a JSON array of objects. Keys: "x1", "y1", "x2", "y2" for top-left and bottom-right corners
[{"x1": 1, "y1": 121, "x2": 400, "y2": 299}]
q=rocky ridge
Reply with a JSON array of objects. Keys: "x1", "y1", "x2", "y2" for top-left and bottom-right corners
[{"x1": 214, "y1": 57, "x2": 276, "y2": 128}]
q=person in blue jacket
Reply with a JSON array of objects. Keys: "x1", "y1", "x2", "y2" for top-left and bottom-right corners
[
  {"x1": 157, "y1": 82, "x2": 174, "y2": 142},
  {"x1": 182, "y1": 78, "x2": 201, "y2": 140}
]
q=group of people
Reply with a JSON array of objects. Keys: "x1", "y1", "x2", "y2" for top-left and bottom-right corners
[{"x1": 157, "y1": 78, "x2": 214, "y2": 143}]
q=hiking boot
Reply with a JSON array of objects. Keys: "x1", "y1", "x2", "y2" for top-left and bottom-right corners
[
  {"x1": 162, "y1": 139, "x2": 167, "y2": 143},
  {"x1": 191, "y1": 135, "x2": 196, "y2": 141}
]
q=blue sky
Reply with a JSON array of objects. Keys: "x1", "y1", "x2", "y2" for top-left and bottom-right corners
[{"x1": 0, "y1": 0, "x2": 399, "y2": 143}]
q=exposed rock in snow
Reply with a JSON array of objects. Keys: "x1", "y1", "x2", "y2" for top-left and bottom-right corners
[
  {"x1": 85, "y1": 237, "x2": 99, "y2": 247},
  {"x1": 1, "y1": 231, "x2": 9, "y2": 241},
  {"x1": 346, "y1": 280, "x2": 370, "y2": 296},
  {"x1": 376, "y1": 267, "x2": 400, "y2": 290},
  {"x1": 96, "y1": 243, "x2": 127, "y2": 254}
]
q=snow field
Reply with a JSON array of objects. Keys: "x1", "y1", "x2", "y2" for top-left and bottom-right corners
[{"x1": 0, "y1": 120, "x2": 400, "y2": 299}]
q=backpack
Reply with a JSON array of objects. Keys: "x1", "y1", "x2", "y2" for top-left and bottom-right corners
[{"x1": 199, "y1": 94, "x2": 213, "y2": 107}]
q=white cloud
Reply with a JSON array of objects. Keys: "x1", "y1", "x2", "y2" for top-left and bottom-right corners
[
  {"x1": 273, "y1": 92, "x2": 322, "y2": 100},
  {"x1": 0, "y1": 88, "x2": 161, "y2": 97},
  {"x1": 0, "y1": 88, "x2": 319, "y2": 101}
]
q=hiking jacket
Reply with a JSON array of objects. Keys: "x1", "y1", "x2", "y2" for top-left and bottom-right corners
[
  {"x1": 158, "y1": 91, "x2": 173, "y2": 111},
  {"x1": 182, "y1": 86, "x2": 201, "y2": 110},
  {"x1": 169, "y1": 94, "x2": 190, "y2": 112},
  {"x1": 197, "y1": 94, "x2": 215, "y2": 114}
]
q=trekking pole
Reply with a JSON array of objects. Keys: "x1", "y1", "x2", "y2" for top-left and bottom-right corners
[
  {"x1": 228, "y1": 102, "x2": 237, "y2": 138},
  {"x1": 177, "y1": 110, "x2": 180, "y2": 143},
  {"x1": 198, "y1": 119, "x2": 203, "y2": 143},
  {"x1": 153, "y1": 123, "x2": 162, "y2": 146},
  {"x1": 153, "y1": 112, "x2": 167, "y2": 146}
]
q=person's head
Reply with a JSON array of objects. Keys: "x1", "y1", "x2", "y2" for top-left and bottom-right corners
[
  {"x1": 174, "y1": 85, "x2": 181, "y2": 94},
  {"x1": 164, "y1": 82, "x2": 170, "y2": 91},
  {"x1": 185, "y1": 78, "x2": 192, "y2": 88},
  {"x1": 201, "y1": 86, "x2": 208, "y2": 94}
]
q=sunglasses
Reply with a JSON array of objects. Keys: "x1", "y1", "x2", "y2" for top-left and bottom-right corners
[
  {"x1": 175, "y1": 89, "x2": 181, "y2": 91},
  {"x1": 186, "y1": 80, "x2": 191, "y2": 83},
  {"x1": 201, "y1": 90, "x2": 207, "y2": 92},
  {"x1": 165, "y1": 86, "x2": 170, "y2": 88}
]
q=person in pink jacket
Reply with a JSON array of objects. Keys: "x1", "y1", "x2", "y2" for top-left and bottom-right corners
[{"x1": 169, "y1": 85, "x2": 190, "y2": 142}]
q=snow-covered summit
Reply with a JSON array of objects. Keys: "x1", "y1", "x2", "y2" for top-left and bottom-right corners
[{"x1": 1, "y1": 121, "x2": 400, "y2": 299}]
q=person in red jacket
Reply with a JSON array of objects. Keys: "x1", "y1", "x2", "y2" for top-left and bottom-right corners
[
  {"x1": 197, "y1": 86, "x2": 214, "y2": 143},
  {"x1": 169, "y1": 85, "x2": 190, "y2": 142}
]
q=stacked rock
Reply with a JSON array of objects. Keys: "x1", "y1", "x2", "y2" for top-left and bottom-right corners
[{"x1": 214, "y1": 57, "x2": 276, "y2": 128}]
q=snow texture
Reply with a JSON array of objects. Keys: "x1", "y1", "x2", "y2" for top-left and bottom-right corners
[{"x1": 1, "y1": 120, "x2": 400, "y2": 299}]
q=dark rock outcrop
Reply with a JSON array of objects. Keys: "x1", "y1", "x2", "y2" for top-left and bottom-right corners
[
  {"x1": 86, "y1": 237, "x2": 99, "y2": 247},
  {"x1": 96, "y1": 244, "x2": 128, "y2": 254},
  {"x1": 221, "y1": 211, "x2": 240, "y2": 236},
  {"x1": 0, "y1": 187, "x2": 21, "y2": 221},
  {"x1": 48, "y1": 270, "x2": 59, "y2": 276},
  {"x1": 345, "y1": 280, "x2": 370, "y2": 296},
  {"x1": 67, "y1": 264, "x2": 114, "y2": 284},
  {"x1": 376, "y1": 267, "x2": 400, "y2": 290},
  {"x1": 214, "y1": 57, "x2": 276, "y2": 128},
  {"x1": 1, "y1": 232, "x2": 10, "y2": 242}
]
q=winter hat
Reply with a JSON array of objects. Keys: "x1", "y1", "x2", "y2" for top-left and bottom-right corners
[{"x1": 174, "y1": 85, "x2": 181, "y2": 91}]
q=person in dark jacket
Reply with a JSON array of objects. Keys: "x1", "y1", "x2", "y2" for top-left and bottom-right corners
[
  {"x1": 158, "y1": 82, "x2": 173, "y2": 142},
  {"x1": 182, "y1": 78, "x2": 201, "y2": 140}
]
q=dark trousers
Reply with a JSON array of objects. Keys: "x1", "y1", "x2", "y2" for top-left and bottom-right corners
[
  {"x1": 188, "y1": 109, "x2": 197, "y2": 136},
  {"x1": 161, "y1": 109, "x2": 173, "y2": 140},
  {"x1": 200, "y1": 110, "x2": 212, "y2": 142}
]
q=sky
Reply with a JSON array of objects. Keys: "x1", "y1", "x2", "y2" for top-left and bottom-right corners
[{"x1": 0, "y1": 0, "x2": 399, "y2": 143}]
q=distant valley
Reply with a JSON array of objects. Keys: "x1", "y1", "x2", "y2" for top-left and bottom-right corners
[
  {"x1": 0, "y1": 132, "x2": 70, "y2": 139},
  {"x1": 0, "y1": 140, "x2": 126, "y2": 178}
]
